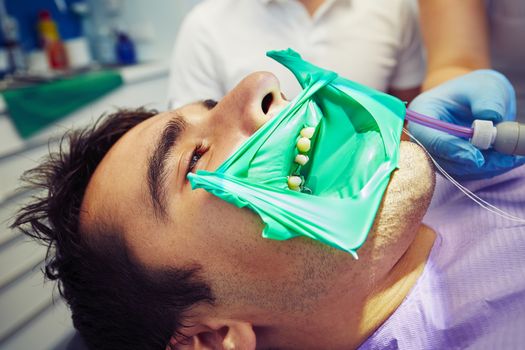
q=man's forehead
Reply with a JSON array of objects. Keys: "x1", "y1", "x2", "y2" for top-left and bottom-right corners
[
  {"x1": 96, "y1": 111, "x2": 168, "y2": 179},
  {"x1": 80, "y1": 111, "x2": 172, "y2": 231}
]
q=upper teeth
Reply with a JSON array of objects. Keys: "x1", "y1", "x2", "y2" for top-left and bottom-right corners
[
  {"x1": 288, "y1": 126, "x2": 316, "y2": 191},
  {"x1": 300, "y1": 127, "x2": 315, "y2": 139},
  {"x1": 288, "y1": 176, "x2": 302, "y2": 189},
  {"x1": 296, "y1": 137, "x2": 311, "y2": 153},
  {"x1": 295, "y1": 154, "x2": 309, "y2": 166}
]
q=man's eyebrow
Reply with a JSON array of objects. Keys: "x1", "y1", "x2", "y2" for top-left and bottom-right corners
[
  {"x1": 147, "y1": 115, "x2": 187, "y2": 218},
  {"x1": 146, "y1": 101, "x2": 215, "y2": 219}
]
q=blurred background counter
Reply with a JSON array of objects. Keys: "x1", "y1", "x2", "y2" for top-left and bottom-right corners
[{"x1": 0, "y1": 1, "x2": 200, "y2": 349}]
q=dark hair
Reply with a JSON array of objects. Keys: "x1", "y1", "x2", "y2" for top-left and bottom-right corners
[{"x1": 11, "y1": 109, "x2": 214, "y2": 349}]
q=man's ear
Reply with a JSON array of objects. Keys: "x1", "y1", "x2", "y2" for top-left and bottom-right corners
[{"x1": 166, "y1": 319, "x2": 256, "y2": 350}]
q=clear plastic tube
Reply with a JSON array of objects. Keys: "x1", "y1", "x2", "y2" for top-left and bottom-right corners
[
  {"x1": 404, "y1": 127, "x2": 525, "y2": 223},
  {"x1": 405, "y1": 109, "x2": 474, "y2": 139}
]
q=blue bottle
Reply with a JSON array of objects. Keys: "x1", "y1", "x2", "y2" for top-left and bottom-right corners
[{"x1": 115, "y1": 32, "x2": 136, "y2": 65}]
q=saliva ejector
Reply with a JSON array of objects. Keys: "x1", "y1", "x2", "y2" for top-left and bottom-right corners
[{"x1": 405, "y1": 109, "x2": 525, "y2": 156}]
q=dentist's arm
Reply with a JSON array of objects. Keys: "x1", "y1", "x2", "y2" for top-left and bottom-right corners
[{"x1": 419, "y1": 0, "x2": 490, "y2": 90}]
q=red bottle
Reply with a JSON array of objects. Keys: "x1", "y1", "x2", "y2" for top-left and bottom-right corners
[{"x1": 37, "y1": 10, "x2": 69, "y2": 70}]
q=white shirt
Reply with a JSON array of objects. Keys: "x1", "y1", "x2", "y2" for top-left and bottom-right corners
[
  {"x1": 487, "y1": 0, "x2": 525, "y2": 121},
  {"x1": 168, "y1": 0, "x2": 425, "y2": 108}
]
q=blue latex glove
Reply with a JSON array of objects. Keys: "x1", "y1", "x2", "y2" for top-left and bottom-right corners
[{"x1": 408, "y1": 69, "x2": 525, "y2": 180}]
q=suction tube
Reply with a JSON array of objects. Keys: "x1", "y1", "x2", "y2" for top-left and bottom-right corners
[
  {"x1": 405, "y1": 109, "x2": 525, "y2": 156},
  {"x1": 405, "y1": 109, "x2": 474, "y2": 139}
]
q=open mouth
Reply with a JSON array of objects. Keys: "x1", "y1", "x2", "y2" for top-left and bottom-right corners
[
  {"x1": 188, "y1": 49, "x2": 405, "y2": 255},
  {"x1": 257, "y1": 89, "x2": 319, "y2": 193}
]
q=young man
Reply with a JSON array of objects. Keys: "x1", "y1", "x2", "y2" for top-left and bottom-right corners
[{"x1": 13, "y1": 72, "x2": 525, "y2": 349}]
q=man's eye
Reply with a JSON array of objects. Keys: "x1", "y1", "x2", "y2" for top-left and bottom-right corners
[
  {"x1": 188, "y1": 153, "x2": 201, "y2": 172},
  {"x1": 188, "y1": 145, "x2": 206, "y2": 173}
]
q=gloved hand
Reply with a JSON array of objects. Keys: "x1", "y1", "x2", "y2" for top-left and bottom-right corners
[{"x1": 408, "y1": 69, "x2": 525, "y2": 180}]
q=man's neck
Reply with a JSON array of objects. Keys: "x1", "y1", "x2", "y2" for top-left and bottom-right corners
[
  {"x1": 357, "y1": 224, "x2": 436, "y2": 346},
  {"x1": 261, "y1": 224, "x2": 436, "y2": 349}
]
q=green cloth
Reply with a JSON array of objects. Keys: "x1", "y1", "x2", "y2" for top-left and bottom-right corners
[
  {"x1": 2, "y1": 70, "x2": 123, "y2": 138},
  {"x1": 188, "y1": 49, "x2": 405, "y2": 257}
]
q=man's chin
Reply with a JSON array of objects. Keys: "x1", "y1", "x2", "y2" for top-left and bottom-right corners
[
  {"x1": 361, "y1": 141, "x2": 436, "y2": 262},
  {"x1": 397, "y1": 141, "x2": 436, "y2": 195},
  {"x1": 391, "y1": 141, "x2": 436, "y2": 213}
]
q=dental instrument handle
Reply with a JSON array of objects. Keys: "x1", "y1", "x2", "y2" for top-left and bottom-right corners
[
  {"x1": 471, "y1": 120, "x2": 525, "y2": 156},
  {"x1": 493, "y1": 122, "x2": 525, "y2": 156},
  {"x1": 406, "y1": 109, "x2": 525, "y2": 156}
]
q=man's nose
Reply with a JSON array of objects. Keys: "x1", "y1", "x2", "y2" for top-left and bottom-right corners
[{"x1": 220, "y1": 72, "x2": 288, "y2": 135}]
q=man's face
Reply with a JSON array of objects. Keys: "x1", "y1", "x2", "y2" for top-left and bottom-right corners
[{"x1": 81, "y1": 72, "x2": 435, "y2": 319}]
